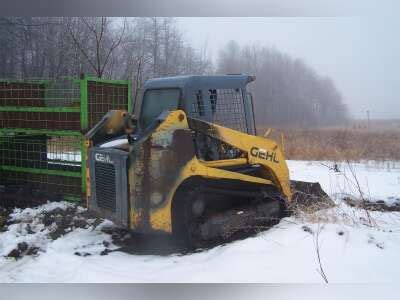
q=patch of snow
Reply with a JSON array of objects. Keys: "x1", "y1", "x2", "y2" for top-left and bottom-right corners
[
  {"x1": 9, "y1": 201, "x2": 74, "y2": 222},
  {"x1": 288, "y1": 160, "x2": 400, "y2": 206},
  {"x1": 0, "y1": 202, "x2": 74, "y2": 258}
]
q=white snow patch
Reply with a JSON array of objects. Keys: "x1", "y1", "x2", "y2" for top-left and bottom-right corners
[
  {"x1": 288, "y1": 160, "x2": 400, "y2": 206},
  {"x1": 10, "y1": 201, "x2": 74, "y2": 222},
  {"x1": 0, "y1": 202, "x2": 74, "y2": 258}
]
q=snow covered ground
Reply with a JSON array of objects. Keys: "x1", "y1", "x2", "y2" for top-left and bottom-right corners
[
  {"x1": 0, "y1": 160, "x2": 399, "y2": 283},
  {"x1": 289, "y1": 160, "x2": 400, "y2": 206}
]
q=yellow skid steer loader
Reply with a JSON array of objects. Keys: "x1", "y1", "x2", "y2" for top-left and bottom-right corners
[{"x1": 85, "y1": 75, "x2": 329, "y2": 248}]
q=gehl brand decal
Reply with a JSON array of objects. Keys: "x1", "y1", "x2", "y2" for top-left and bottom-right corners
[
  {"x1": 250, "y1": 147, "x2": 279, "y2": 163},
  {"x1": 95, "y1": 153, "x2": 114, "y2": 164}
]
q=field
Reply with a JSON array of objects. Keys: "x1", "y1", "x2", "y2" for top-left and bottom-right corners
[
  {"x1": 259, "y1": 120, "x2": 400, "y2": 162},
  {"x1": 0, "y1": 160, "x2": 399, "y2": 283}
]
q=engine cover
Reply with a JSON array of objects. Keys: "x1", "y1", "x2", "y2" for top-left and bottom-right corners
[{"x1": 88, "y1": 147, "x2": 129, "y2": 226}]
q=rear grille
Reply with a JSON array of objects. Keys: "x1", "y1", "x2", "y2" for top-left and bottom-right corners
[{"x1": 94, "y1": 162, "x2": 116, "y2": 212}]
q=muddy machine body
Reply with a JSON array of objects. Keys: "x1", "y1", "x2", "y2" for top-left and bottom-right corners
[{"x1": 86, "y1": 75, "x2": 297, "y2": 247}]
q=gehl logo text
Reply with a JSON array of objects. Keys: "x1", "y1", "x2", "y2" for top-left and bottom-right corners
[
  {"x1": 95, "y1": 153, "x2": 114, "y2": 164},
  {"x1": 250, "y1": 147, "x2": 279, "y2": 163}
]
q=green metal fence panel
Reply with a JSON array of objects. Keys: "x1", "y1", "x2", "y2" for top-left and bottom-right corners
[
  {"x1": 0, "y1": 76, "x2": 131, "y2": 203},
  {"x1": 80, "y1": 76, "x2": 88, "y2": 131},
  {"x1": 0, "y1": 78, "x2": 81, "y2": 131},
  {"x1": 86, "y1": 77, "x2": 130, "y2": 129}
]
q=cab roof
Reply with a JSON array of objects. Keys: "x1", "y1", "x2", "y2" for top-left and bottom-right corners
[{"x1": 142, "y1": 74, "x2": 255, "y2": 91}]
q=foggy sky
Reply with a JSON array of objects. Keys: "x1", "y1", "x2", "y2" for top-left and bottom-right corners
[{"x1": 177, "y1": 17, "x2": 400, "y2": 119}]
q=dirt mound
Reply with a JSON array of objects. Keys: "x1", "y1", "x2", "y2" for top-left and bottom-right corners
[
  {"x1": 290, "y1": 180, "x2": 335, "y2": 213},
  {"x1": 2, "y1": 203, "x2": 106, "y2": 260},
  {"x1": 1, "y1": 202, "x2": 189, "y2": 260}
]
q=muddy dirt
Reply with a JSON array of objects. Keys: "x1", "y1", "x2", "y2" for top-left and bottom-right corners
[
  {"x1": 344, "y1": 197, "x2": 400, "y2": 212},
  {"x1": 2, "y1": 203, "x2": 100, "y2": 259},
  {"x1": 1, "y1": 202, "x2": 192, "y2": 259},
  {"x1": 99, "y1": 225, "x2": 197, "y2": 256},
  {"x1": 0, "y1": 207, "x2": 12, "y2": 232}
]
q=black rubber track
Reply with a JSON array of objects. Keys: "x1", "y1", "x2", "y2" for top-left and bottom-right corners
[{"x1": 172, "y1": 178, "x2": 288, "y2": 250}]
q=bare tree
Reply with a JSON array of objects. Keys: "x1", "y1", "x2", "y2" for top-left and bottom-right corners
[
  {"x1": 0, "y1": 17, "x2": 212, "y2": 84},
  {"x1": 66, "y1": 17, "x2": 126, "y2": 78}
]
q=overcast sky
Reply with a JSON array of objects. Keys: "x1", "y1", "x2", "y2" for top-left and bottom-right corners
[{"x1": 176, "y1": 17, "x2": 400, "y2": 119}]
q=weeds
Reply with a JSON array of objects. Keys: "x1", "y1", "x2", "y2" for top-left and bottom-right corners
[
  {"x1": 344, "y1": 160, "x2": 375, "y2": 226},
  {"x1": 314, "y1": 223, "x2": 328, "y2": 283},
  {"x1": 263, "y1": 128, "x2": 400, "y2": 162}
]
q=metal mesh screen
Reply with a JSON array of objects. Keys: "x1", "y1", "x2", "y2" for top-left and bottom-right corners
[
  {"x1": 191, "y1": 90, "x2": 205, "y2": 117},
  {"x1": 0, "y1": 79, "x2": 80, "y2": 107},
  {"x1": 210, "y1": 89, "x2": 247, "y2": 132},
  {"x1": 0, "y1": 171, "x2": 81, "y2": 200},
  {"x1": 191, "y1": 88, "x2": 248, "y2": 132},
  {"x1": 0, "y1": 135, "x2": 81, "y2": 171},
  {"x1": 0, "y1": 79, "x2": 81, "y2": 131},
  {"x1": 45, "y1": 78, "x2": 80, "y2": 107},
  {"x1": 88, "y1": 80, "x2": 129, "y2": 129},
  {"x1": 0, "y1": 77, "x2": 130, "y2": 203},
  {"x1": 0, "y1": 134, "x2": 82, "y2": 199},
  {"x1": 0, "y1": 111, "x2": 81, "y2": 130},
  {"x1": 0, "y1": 134, "x2": 48, "y2": 169},
  {"x1": 0, "y1": 81, "x2": 46, "y2": 106}
]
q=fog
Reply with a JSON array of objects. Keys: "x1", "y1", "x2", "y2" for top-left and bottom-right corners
[
  {"x1": 1, "y1": 15, "x2": 398, "y2": 120},
  {"x1": 177, "y1": 17, "x2": 400, "y2": 119}
]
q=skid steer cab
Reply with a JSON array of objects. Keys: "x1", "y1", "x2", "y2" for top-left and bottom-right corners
[{"x1": 85, "y1": 75, "x2": 292, "y2": 248}]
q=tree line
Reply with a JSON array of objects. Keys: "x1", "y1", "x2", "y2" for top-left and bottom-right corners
[
  {"x1": 0, "y1": 17, "x2": 348, "y2": 127},
  {"x1": 217, "y1": 41, "x2": 349, "y2": 127}
]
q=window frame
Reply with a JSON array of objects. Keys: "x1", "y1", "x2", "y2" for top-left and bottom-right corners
[{"x1": 138, "y1": 87, "x2": 182, "y2": 130}]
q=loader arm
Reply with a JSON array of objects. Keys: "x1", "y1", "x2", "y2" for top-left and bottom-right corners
[
  {"x1": 130, "y1": 110, "x2": 293, "y2": 234},
  {"x1": 188, "y1": 118, "x2": 292, "y2": 201}
]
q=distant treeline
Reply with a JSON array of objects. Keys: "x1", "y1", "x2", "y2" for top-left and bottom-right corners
[
  {"x1": 217, "y1": 41, "x2": 349, "y2": 127},
  {"x1": 0, "y1": 17, "x2": 348, "y2": 127}
]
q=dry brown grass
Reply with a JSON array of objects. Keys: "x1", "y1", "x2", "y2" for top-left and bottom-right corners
[{"x1": 259, "y1": 127, "x2": 400, "y2": 161}]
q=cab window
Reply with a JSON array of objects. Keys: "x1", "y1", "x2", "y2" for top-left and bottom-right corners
[{"x1": 139, "y1": 88, "x2": 180, "y2": 129}]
